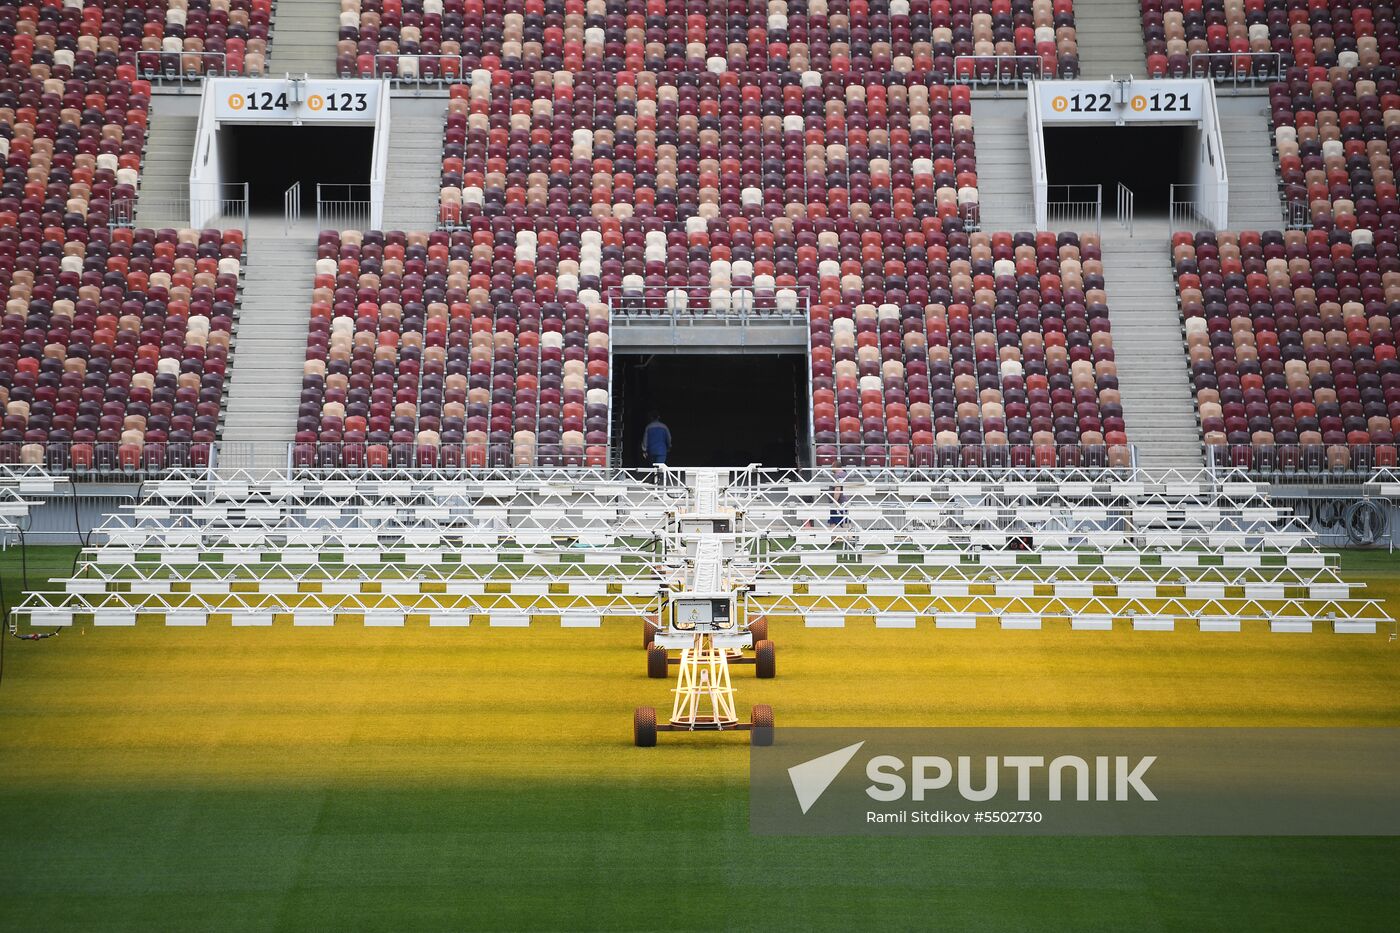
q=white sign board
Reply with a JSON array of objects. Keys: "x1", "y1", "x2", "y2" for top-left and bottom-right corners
[
  {"x1": 210, "y1": 78, "x2": 381, "y2": 123},
  {"x1": 1037, "y1": 79, "x2": 1204, "y2": 125}
]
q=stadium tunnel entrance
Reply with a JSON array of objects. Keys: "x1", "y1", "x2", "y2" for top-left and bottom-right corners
[
  {"x1": 221, "y1": 124, "x2": 374, "y2": 214},
  {"x1": 616, "y1": 354, "x2": 808, "y2": 468},
  {"x1": 1043, "y1": 124, "x2": 1197, "y2": 215}
]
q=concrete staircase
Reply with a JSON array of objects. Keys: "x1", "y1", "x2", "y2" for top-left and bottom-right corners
[
  {"x1": 267, "y1": 0, "x2": 340, "y2": 77},
  {"x1": 1216, "y1": 96, "x2": 1286, "y2": 229},
  {"x1": 381, "y1": 101, "x2": 447, "y2": 230},
  {"x1": 1073, "y1": 0, "x2": 1147, "y2": 79},
  {"x1": 220, "y1": 218, "x2": 316, "y2": 470},
  {"x1": 134, "y1": 110, "x2": 198, "y2": 228},
  {"x1": 971, "y1": 97, "x2": 1035, "y2": 230},
  {"x1": 1099, "y1": 219, "x2": 1204, "y2": 471}
]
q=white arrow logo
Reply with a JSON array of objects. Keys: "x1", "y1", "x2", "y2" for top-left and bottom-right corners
[{"x1": 787, "y1": 741, "x2": 865, "y2": 814}]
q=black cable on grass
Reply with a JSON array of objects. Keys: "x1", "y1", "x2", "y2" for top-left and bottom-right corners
[
  {"x1": 17, "y1": 527, "x2": 28, "y2": 592},
  {"x1": 71, "y1": 481, "x2": 92, "y2": 549},
  {"x1": 0, "y1": 546, "x2": 60, "y2": 693}
]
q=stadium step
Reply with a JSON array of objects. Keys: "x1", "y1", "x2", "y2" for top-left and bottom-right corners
[
  {"x1": 969, "y1": 98, "x2": 1034, "y2": 230},
  {"x1": 380, "y1": 103, "x2": 449, "y2": 230},
  {"x1": 134, "y1": 111, "x2": 199, "y2": 228},
  {"x1": 219, "y1": 222, "x2": 318, "y2": 469},
  {"x1": 1072, "y1": 0, "x2": 1148, "y2": 80},
  {"x1": 1098, "y1": 219, "x2": 1205, "y2": 471},
  {"x1": 267, "y1": 0, "x2": 341, "y2": 78},
  {"x1": 1216, "y1": 96, "x2": 1287, "y2": 229}
]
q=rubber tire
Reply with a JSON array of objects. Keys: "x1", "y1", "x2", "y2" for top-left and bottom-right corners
[
  {"x1": 748, "y1": 616, "x2": 768, "y2": 644},
  {"x1": 647, "y1": 644, "x2": 670, "y2": 678},
  {"x1": 754, "y1": 639, "x2": 776, "y2": 678},
  {"x1": 751, "y1": 704, "x2": 774, "y2": 746},
  {"x1": 634, "y1": 706, "x2": 658, "y2": 747},
  {"x1": 643, "y1": 618, "x2": 659, "y2": 648}
]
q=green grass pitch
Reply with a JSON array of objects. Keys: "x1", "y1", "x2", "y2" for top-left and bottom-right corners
[{"x1": 0, "y1": 545, "x2": 1397, "y2": 932}]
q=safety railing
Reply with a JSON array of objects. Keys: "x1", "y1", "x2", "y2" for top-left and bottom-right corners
[
  {"x1": 952, "y1": 55, "x2": 1046, "y2": 90},
  {"x1": 965, "y1": 187, "x2": 1100, "y2": 233},
  {"x1": 136, "y1": 50, "x2": 247, "y2": 85},
  {"x1": 0, "y1": 442, "x2": 221, "y2": 479},
  {"x1": 1115, "y1": 182, "x2": 1135, "y2": 238},
  {"x1": 1169, "y1": 184, "x2": 1228, "y2": 233},
  {"x1": 1283, "y1": 197, "x2": 1312, "y2": 230},
  {"x1": 283, "y1": 181, "x2": 301, "y2": 235},
  {"x1": 961, "y1": 196, "x2": 1021, "y2": 231},
  {"x1": 316, "y1": 183, "x2": 372, "y2": 232},
  {"x1": 1046, "y1": 184, "x2": 1102, "y2": 233},
  {"x1": 1187, "y1": 52, "x2": 1285, "y2": 87},
  {"x1": 1205, "y1": 443, "x2": 1400, "y2": 483},
  {"x1": 110, "y1": 183, "x2": 250, "y2": 234},
  {"x1": 606, "y1": 284, "x2": 810, "y2": 324},
  {"x1": 370, "y1": 54, "x2": 465, "y2": 86},
  {"x1": 287, "y1": 441, "x2": 613, "y2": 471},
  {"x1": 810, "y1": 442, "x2": 1137, "y2": 473}
]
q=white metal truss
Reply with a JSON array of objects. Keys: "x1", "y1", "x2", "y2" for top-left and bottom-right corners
[
  {"x1": 0, "y1": 466, "x2": 66, "y2": 547},
  {"x1": 10, "y1": 465, "x2": 1392, "y2": 634}
]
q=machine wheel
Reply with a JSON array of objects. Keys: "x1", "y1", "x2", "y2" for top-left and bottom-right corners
[
  {"x1": 748, "y1": 616, "x2": 768, "y2": 643},
  {"x1": 751, "y1": 704, "x2": 774, "y2": 746},
  {"x1": 754, "y1": 639, "x2": 776, "y2": 678},
  {"x1": 647, "y1": 644, "x2": 670, "y2": 678},
  {"x1": 634, "y1": 706, "x2": 658, "y2": 747},
  {"x1": 643, "y1": 618, "x2": 659, "y2": 648}
]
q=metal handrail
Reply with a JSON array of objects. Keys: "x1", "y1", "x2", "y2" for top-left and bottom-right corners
[
  {"x1": 1046, "y1": 184, "x2": 1102, "y2": 234},
  {"x1": 137, "y1": 49, "x2": 243, "y2": 85},
  {"x1": 283, "y1": 181, "x2": 301, "y2": 235},
  {"x1": 1187, "y1": 51, "x2": 1284, "y2": 87},
  {"x1": 315, "y1": 183, "x2": 372, "y2": 232},
  {"x1": 370, "y1": 54, "x2": 465, "y2": 86},
  {"x1": 606, "y1": 284, "x2": 811, "y2": 324},
  {"x1": 1206, "y1": 443, "x2": 1400, "y2": 485},
  {"x1": 110, "y1": 183, "x2": 250, "y2": 234},
  {"x1": 14, "y1": 438, "x2": 1396, "y2": 482},
  {"x1": 952, "y1": 54, "x2": 1046, "y2": 91},
  {"x1": 810, "y1": 442, "x2": 1138, "y2": 473},
  {"x1": 1169, "y1": 183, "x2": 1228, "y2": 233},
  {"x1": 965, "y1": 186, "x2": 1101, "y2": 233},
  {"x1": 1116, "y1": 182, "x2": 1134, "y2": 238},
  {"x1": 1283, "y1": 198, "x2": 1312, "y2": 230}
]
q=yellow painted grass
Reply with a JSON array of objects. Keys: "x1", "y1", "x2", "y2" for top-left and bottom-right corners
[{"x1": 2, "y1": 593, "x2": 1397, "y2": 791}]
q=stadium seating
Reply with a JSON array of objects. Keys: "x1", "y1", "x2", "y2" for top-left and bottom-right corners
[
  {"x1": 0, "y1": 0, "x2": 269, "y2": 80},
  {"x1": 296, "y1": 229, "x2": 610, "y2": 469},
  {"x1": 1172, "y1": 228, "x2": 1400, "y2": 472},
  {"x1": 438, "y1": 71, "x2": 980, "y2": 229},
  {"x1": 0, "y1": 66, "x2": 245, "y2": 473},
  {"x1": 138, "y1": 0, "x2": 273, "y2": 77},
  {"x1": 1141, "y1": 0, "x2": 1396, "y2": 79},
  {"x1": 0, "y1": 74, "x2": 150, "y2": 227},
  {"x1": 344, "y1": 0, "x2": 1079, "y2": 82},
  {"x1": 1269, "y1": 68, "x2": 1400, "y2": 232},
  {"x1": 810, "y1": 229, "x2": 1127, "y2": 467},
  {"x1": 431, "y1": 63, "x2": 1132, "y2": 467},
  {"x1": 0, "y1": 226, "x2": 244, "y2": 471}
]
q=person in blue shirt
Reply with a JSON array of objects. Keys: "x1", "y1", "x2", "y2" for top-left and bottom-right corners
[{"x1": 643, "y1": 413, "x2": 672, "y2": 465}]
